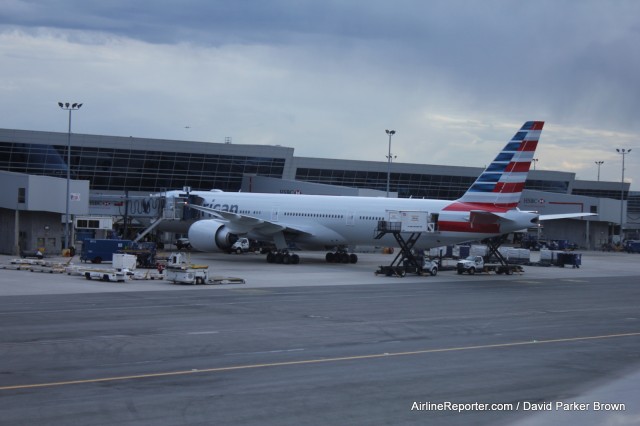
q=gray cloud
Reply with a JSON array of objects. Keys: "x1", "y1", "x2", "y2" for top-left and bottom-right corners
[{"x1": 1, "y1": 0, "x2": 638, "y2": 186}]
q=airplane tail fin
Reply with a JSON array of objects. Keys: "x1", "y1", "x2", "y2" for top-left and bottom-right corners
[{"x1": 450, "y1": 121, "x2": 544, "y2": 212}]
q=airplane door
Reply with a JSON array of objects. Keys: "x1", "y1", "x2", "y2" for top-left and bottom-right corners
[
  {"x1": 346, "y1": 211, "x2": 355, "y2": 226},
  {"x1": 271, "y1": 208, "x2": 279, "y2": 222}
]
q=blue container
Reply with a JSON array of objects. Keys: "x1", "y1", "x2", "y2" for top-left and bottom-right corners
[{"x1": 80, "y1": 239, "x2": 132, "y2": 263}]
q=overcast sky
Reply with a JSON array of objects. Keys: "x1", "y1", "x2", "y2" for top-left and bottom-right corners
[{"x1": 1, "y1": 0, "x2": 639, "y2": 189}]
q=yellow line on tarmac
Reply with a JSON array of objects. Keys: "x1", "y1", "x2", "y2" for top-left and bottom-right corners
[{"x1": 3, "y1": 331, "x2": 640, "y2": 391}]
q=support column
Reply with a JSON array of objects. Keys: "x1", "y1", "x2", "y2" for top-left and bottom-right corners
[{"x1": 14, "y1": 206, "x2": 20, "y2": 256}]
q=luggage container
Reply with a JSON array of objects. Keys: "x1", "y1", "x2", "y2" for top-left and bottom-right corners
[{"x1": 557, "y1": 252, "x2": 582, "y2": 268}]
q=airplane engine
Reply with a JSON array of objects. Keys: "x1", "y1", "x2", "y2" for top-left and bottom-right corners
[{"x1": 188, "y1": 219, "x2": 239, "y2": 252}]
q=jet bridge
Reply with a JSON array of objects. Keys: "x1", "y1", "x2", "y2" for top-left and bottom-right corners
[
  {"x1": 131, "y1": 192, "x2": 193, "y2": 242},
  {"x1": 374, "y1": 210, "x2": 437, "y2": 277}
]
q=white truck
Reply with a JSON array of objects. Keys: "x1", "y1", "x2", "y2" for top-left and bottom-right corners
[
  {"x1": 422, "y1": 258, "x2": 439, "y2": 276},
  {"x1": 229, "y1": 238, "x2": 252, "y2": 254},
  {"x1": 456, "y1": 256, "x2": 523, "y2": 275}
]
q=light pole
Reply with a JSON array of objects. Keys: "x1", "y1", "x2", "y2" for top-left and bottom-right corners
[
  {"x1": 532, "y1": 158, "x2": 539, "y2": 170},
  {"x1": 58, "y1": 102, "x2": 82, "y2": 252},
  {"x1": 385, "y1": 129, "x2": 395, "y2": 197},
  {"x1": 595, "y1": 160, "x2": 604, "y2": 181},
  {"x1": 615, "y1": 148, "x2": 631, "y2": 241}
]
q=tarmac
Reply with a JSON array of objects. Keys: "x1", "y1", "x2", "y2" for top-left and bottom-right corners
[
  {"x1": 1, "y1": 249, "x2": 639, "y2": 425},
  {"x1": 0, "y1": 249, "x2": 636, "y2": 295}
]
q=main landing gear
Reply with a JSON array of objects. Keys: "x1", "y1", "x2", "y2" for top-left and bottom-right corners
[
  {"x1": 266, "y1": 250, "x2": 300, "y2": 265},
  {"x1": 325, "y1": 250, "x2": 358, "y2": 264}
]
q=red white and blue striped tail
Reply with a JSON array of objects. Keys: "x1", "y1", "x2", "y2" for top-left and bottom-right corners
[{"x1": 447, "y1": 121, "x2": 544, "y2": 212}]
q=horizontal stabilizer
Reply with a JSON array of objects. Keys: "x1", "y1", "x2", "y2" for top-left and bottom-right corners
[{"x1": 539, "y1": 213, "x2": 597, "y2": 221}]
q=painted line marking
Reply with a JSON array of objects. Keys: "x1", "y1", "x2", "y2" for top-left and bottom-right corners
[
  {"x1": 2, "y1": 331, "x2": 639, "y2": 391},
  {"x1": 225, "y1": 348, "x2": 306, "y2": 357}
]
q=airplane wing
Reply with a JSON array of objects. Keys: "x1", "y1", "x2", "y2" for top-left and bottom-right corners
[
  {"x1": 186, "y1": 203, "x2": 312, "y2": 236},
  {"x1": 538, "y1": 213, "x2": 597, "y2": 221}
]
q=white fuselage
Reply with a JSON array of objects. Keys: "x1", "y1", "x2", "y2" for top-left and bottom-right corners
[{"x1": 178, "y1": 190, "x2": 538, "y2": 251}]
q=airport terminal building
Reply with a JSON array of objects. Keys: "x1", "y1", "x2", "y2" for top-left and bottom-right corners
[{"x1": 0, "y1": 127, "x2": 636, "y2": 254}]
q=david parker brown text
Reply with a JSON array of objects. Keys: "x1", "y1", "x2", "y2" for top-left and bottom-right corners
[{"x1": 411, "y1": 401, "x2": 626, "y2": 412}]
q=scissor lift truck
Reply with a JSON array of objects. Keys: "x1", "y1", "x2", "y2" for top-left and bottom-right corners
[{"x1": 374, "y1": 210, "x2": 438, "y2": 277}]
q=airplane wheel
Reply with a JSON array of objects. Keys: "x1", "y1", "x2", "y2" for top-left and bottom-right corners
[
  {"x1": 326, "y1": 252, "x2": 335, "y2": 263},
  {"x1": 340, "y1": 253, "x2": 349, "y2": 263},
  {"x1": 291, "y1": 254, "x2": 300, "y2": 264},
  {"x1": 283, "y1": 254, "x2": 291, "y2": 264},
  {"x1": 349, "y1": 254, "x2": 358, "y2": 264},
  {"x1": 266, "y1": 252, "x2": 275, "y2": 263},
  {"x1": 275, "y1": 253, "x2": 284, "y2": 264}
]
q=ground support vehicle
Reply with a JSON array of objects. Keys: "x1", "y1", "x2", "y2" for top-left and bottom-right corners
[
  {"x1": 20, "y1": 249, "x2": 44, "y2": 259},
  {"x1": 229, "y1": 238, "x2": 253, "y2": 254},
  {"x1": 175, "y1": 238, "x2": 192, "y2": 250},
  {"x1": 82, "y1": 269, "x2": 129, "y2": 282},
  {"x1": 118, "y1": 242, "x2": 157, "y2": 268},
  {"x1": 1, "y1": 258, "x2": 70, "y2": 273},
  {"x1": 129, "y1": 270, "x2": 165, "y2": 280},
  {"x1": 28, "y1": 263, "x2": 67, "y2": 274},
  {"x1": 373, "y1": 218, "x2": 438, "y2": 278},
  {"x1": 165, "y1": 267, "x2": 209, "y2": 285},
  {"x1": 456, "y1": 255, "x2": 523, "y2": 275},
  {"x1": 556, "y1": 252, "x2": 582, "y2": 268},
  {"x1": 376, "y1": 258, "x2": 439, "y2": 278},
  {"x1": 2, "y1": 259, "x2": 45, "y2": 271},
  {"x1": 209, "y1": 276, "x2": 246, "y2": 285},
  {"x1": 164, "y1": 252, "x2": 209, "y2": 285},
  {"x1": 69, "y1": 253, "x2": 137, "y2": 282}
]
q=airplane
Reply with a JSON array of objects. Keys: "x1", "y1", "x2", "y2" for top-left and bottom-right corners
[{"x1": 170, "y1": 121, "x2": 591, "y2": 264}]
